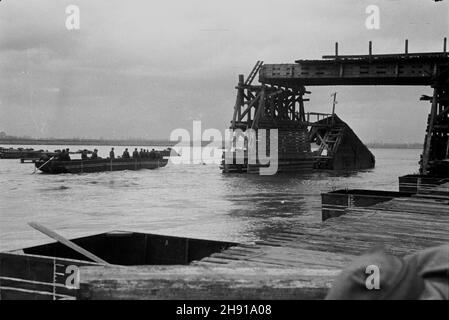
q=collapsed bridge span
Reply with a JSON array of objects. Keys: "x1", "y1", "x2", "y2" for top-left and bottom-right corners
[{"x1": 222, "y1": 39, "x2": 449, "y2": 175}]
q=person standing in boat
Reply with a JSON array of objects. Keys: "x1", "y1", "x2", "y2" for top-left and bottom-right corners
[
  {"x1": 55, "y1": 149, "x2": 64, "y2": 160},
  {"x1": 122, "y1": 148, "x2": 130, "y2": 158},
  {"x1": 81, "y1": 149, "x2": 88, "y2": 160},
  {"x1": 91, "y1": 149, "x2": 98, "y2": 159},
  {"x1": 65, "y1": 148, "x2": 71, "y2": 161},
  {"x1": 132, "y1": 148, "x2": 139, "y2": 159},
  {"x1": 109, "y1": 147, "x2": 115, "y2": 159}
]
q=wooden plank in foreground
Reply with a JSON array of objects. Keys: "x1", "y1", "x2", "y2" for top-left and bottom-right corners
[
  {"x1": 73, "y1": 191, "x2": 449, "y2": 300},
  {"x1": 28, "y1": 222, "x2": 109, "y2": 265},
  {"x1": 77, "y1": 265, "x2": 337, "y2": 300}
]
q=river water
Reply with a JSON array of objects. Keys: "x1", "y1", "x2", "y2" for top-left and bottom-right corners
[{"x1": 0, "y1": 144, "x2": 421, "y2": 251}]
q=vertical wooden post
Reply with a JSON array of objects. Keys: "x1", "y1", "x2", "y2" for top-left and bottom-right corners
[
  {"x1": 238, "y1": 75, "x2": 244, "y2": 122},
  {"x1": 335, "y1": 42, "x2": 339, "y2": 58},
  {"x1": 405, "y1": 39, "x2": 409, "y2": 55},
  {"x1": 298, "y1": 90, "x2": 306, "y2": 122},
  {"x1": 444, "y1": 37, "x2": 447, "y2": 53},
  {"x1": 369, "y1": 41, "x2": 372, "y2": 57},
  {"x1": 291, "y1": 92, "x2": 296, "y2": 121},
  {"x1": 251, "y1": 87, "x2": 265, "y2": 130},
  {"x1": 247, "y1": 100, "x2": 252, "y2": 125},
  {"x1": 232, "y1": 75, "x2": 245, "y2": 129},
  {"x1": 331, "y1": 92, "x2": 337, "y2": 125},
  {"x1": 421, "y1": 87, "x2": 439, "y2": 174},
  {"x1": 259, "y1": 88, "x2": 266, "y2": 120}
]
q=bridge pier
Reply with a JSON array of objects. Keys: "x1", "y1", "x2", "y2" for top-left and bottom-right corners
[
  {"x1": 421, "y1": 84, "x2": 449, "y2": 175},
  {"x1": 222, "y1": 63, "x2": 317, "y2": 174}
]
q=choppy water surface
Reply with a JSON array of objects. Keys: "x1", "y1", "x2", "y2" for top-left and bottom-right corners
[{"x1": 0, "y1": 144, "x2": 421, "y2": 251}]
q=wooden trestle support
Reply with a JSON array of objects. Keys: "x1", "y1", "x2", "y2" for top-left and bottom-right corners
[
  {"x1": 221, "y1": 62, "x2": 316, "y2": 173},
  {"x1": 221, "y1": 61, "x2": 375, "y2": 174},
  {"x1": 421, "y1": 79, "x2": 449, "y2": 176}
]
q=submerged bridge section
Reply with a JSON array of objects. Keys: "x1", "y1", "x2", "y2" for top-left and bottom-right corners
[{"x1": 223, "y1": 40, "x2": 449, "y2": 175}]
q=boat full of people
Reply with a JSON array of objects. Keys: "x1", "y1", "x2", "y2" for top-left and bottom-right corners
[{"x1": 34, "y1": 147, "x2": 169, "y2": 174}]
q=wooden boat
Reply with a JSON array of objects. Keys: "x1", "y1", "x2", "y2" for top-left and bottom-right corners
[
  {"x1": 398, "y1": 174, "x2": 449, "y2": 195},
  {"x1": 321, "y1": 189, "x2": 413, "y2": 221},
  {"x1": 0, "y1": 231, "x2": 236, "y2": 300},
  {"x1": 35, "y1": 157, "x2": 169, "y2": 174}
]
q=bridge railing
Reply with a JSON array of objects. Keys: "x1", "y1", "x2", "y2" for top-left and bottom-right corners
[{"x1": 305, "y1": 112, "x2": 335, "y2": 126}]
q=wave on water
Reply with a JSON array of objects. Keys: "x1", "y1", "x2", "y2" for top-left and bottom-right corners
[{"x1": 39, "y1": 185, "x2": 71, "y2": 191}]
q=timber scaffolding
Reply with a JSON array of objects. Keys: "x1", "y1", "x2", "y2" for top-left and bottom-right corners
[{"x1": 222, "y1": 39, "x2": 449, "y2": 175}]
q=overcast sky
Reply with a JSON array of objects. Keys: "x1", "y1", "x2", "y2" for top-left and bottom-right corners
[{"x1": 0, "y1": 0, "x2": 448, "y2": 142}]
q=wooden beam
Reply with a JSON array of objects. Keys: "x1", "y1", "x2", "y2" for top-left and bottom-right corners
[
  {"x1": 421, "y1": 88, "x2": 439, "y2": 174},
  {"x1": 232, "y1": 75, "x2": 245, "y2": 129},
  {"x1": 28, "y1": 222, "x2": 109, "y2": 265},
  {"x1": 321, "y1": 52, "x2": 449, "y2": 60},
  {"x1": 316, "y1": 133, "x2": 331, "y2": 153},
  {"x1": 240, "y1": 92, "x2": 261, "y2": 119},
  {"x1": 77, "y1": 265, "x2": 336, "y2": 300},
  {"x1": 251, "y1": 88, "x2": 266, "y2": 129},
  {"x1": 261, "y1": 60, "x2": 449, "y2": 86}
]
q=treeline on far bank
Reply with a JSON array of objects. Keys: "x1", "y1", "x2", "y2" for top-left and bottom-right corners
[
  {"x1": 0, "y1": 136, "x2": 423, "y2": 149},
  {"x1": 366, "y1": 142, "x2": 423, "y2": 149}
]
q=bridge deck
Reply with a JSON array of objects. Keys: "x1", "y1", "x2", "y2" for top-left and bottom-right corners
[{"x1": 259, "y1": 53, "x2": 449, "y2": 86}]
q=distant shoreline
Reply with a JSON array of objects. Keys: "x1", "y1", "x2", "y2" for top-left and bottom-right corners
[
  {"x1": 0, "y1": 138, "x2": 219, "y2": 147},
  {"x1": 0, "y1": 138, "x2": 176, "y2": 147},
  {"x1": 0, "y1": 138, "x2": 423, "y2": 149},
  {"x1": 366, "y1": 143, "x2": 423, "y2": 149}
]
